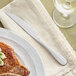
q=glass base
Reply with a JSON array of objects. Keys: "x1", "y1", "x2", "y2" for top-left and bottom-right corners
[{"x1": 53, "y1": 9, "x2": 76, "y2": 28}]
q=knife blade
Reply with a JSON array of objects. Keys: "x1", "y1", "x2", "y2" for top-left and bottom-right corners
[{"x1": 5, "y1": 12, "x2": 67, "y2": 65}]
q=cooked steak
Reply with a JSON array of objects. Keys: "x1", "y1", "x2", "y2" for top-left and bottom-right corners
[
  {"x1": 9, "y1": 65, "x2": 30, "y2": 76},
  {"x1": 0, "y1": 73, "x2": 21, "y2": 76},
  {"x1": 0, "y1": 42, "x2": 30, "y2": 76}
]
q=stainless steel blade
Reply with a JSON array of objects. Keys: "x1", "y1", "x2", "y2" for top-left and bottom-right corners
[{"x1": 5, "y1": 12, "x2": 67, "y2": 65}]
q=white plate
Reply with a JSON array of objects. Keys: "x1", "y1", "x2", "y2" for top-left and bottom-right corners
[{"x1": 0, "y1": 28, "x2": 45, "y2": 76}]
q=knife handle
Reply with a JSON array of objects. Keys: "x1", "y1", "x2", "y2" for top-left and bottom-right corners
[{"x1": 35, "y1": 37, "x2": 67, "y2": 65}]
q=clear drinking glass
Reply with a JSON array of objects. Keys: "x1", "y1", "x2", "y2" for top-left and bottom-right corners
[{"x1": 53, "y1": 0, "x2": 76, "y2": 28}]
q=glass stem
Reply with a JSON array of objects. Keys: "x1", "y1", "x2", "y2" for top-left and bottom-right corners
[{"x1": 62, "y1": 13, "x2": 70, "y2": 19}]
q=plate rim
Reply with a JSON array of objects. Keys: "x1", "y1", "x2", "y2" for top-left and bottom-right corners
[{"x1": 0, "y1": 28, "x2": 45, "y2": 76}]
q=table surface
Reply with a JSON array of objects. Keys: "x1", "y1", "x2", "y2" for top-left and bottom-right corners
[{"x1": 0, "y1": 0, "x2": 76, "y2": 51}]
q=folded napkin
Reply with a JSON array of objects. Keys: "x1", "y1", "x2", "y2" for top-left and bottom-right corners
[{"x1": 0, "y1": 0, "x2": 76, "y2": 76}]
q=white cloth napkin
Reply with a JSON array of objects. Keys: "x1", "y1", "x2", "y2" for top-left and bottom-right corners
[{"x1": 0, "y1": 0, "x2": 76, "y2": 76}]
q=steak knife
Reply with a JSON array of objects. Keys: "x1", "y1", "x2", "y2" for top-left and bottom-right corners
[{"x1": 5, "y1": 12, "x2": 67, "y2": 65}]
